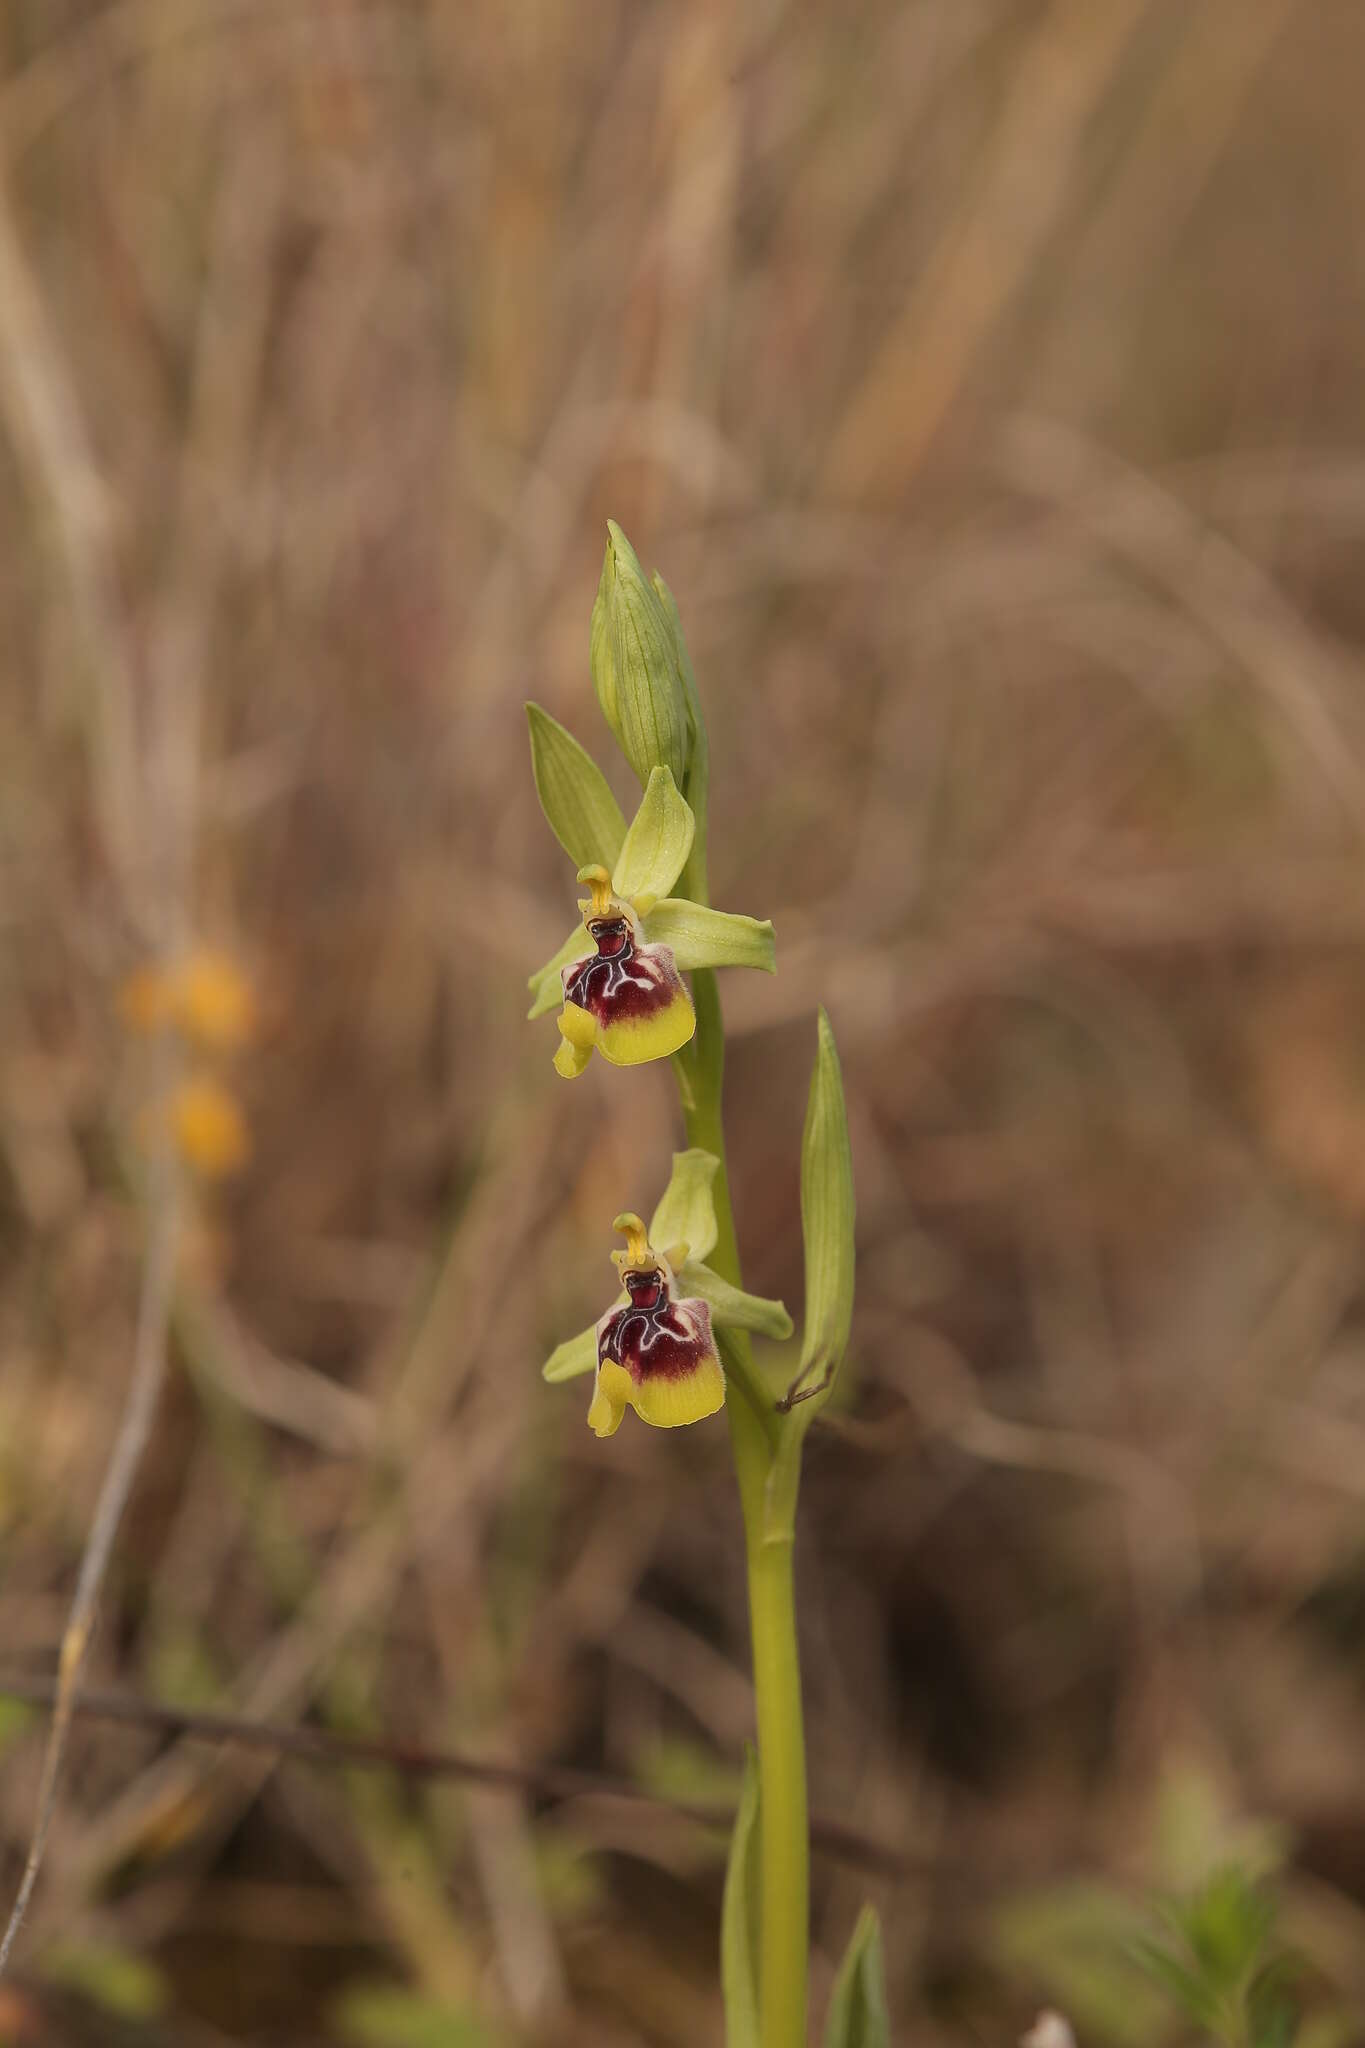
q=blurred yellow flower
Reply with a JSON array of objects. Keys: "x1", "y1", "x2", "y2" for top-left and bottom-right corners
[
  {"x1": 176, "y1": 952, "x2": 256, "y2": 1049},
  {"x1": 118, "y1": 950, "x2": 256, "y2": 1049},
  {"x1": 118, "y1": 964, "x2": 177, "y2": 1035},
  {"x1": 169, "y1": 1076, "x2": 251, "y2": 1178}
]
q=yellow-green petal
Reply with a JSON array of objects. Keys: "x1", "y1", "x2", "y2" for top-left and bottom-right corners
[
  {"x1": 642, "y1": 900, "x2": 775, "y2": 975},
  {"x1": 610, "y1": 766, "x2": 696, "y2": 906},
  {"x1": 648, "y1": 1148, "x2": 720, "y2": 1266},
  {"x1": 678, "y1": 1262, "x2": 793, "y2": 1340}
]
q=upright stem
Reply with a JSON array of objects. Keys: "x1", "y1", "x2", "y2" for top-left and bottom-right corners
[{"x1": 683, "y1": 968, "x2": 808, "y2": 2048}]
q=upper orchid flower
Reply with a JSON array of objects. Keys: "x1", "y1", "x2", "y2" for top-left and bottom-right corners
[
  {"x1": 541, "y1": 1150, "x2": 794, "y2": 1436},
  {"x1": 526, "y1": 715, "x2": 776, "y2": 1079},
  {"x1": 552, "y1": 862, "x2": 696, "y2": 1079}
]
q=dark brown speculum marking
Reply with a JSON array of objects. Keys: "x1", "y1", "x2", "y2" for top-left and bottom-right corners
[
  {"x1": 563, "y1": 919, "x2": 687, "y2": 1028},
  {"x1": 599, "y1": 1270, "x2": 714, "y2": 1384},
  {"x1": 623, "y1": 1269, "x2": 664, "y2": 1311},
  {"x1": 589, "y1": 916, "x2": 631, "y2": 959}
]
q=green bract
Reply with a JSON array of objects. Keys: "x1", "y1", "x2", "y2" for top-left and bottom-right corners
[
  {"x1": 721, "y1": 1747, "x2": 761, "y2": 2048},
  {"x1": 526, "y1": 704, "x2": 627, "y2": 871},
  {"x1": 779, "y1": 1006, "x2": 856, "y2": 1416},
  {"x1": 823, "y1": 1907, "x2": 890, "y2": 2048},
  {"x1": 541, "y1": 1148, "x2": 792, "y2": 1382},
  {"x1": 590, "y1": 520, "x2": 691, "y2": 793}
]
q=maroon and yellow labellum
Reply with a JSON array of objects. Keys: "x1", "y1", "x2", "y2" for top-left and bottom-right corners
[
  {"x1": 587, "y1": 1215, "x2": 725, "y2": 1436},
  {"x1": 554, "y1": 868, "x2": 695, "y2": 1079}
]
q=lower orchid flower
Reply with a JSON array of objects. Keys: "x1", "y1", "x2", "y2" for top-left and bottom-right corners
[
  {"x1": 588, "y1": 1213, "x2": 725, "y2": 1435},
  {"x1": 541, "y1": 1149, "x2": 794, "y2": 1436}
]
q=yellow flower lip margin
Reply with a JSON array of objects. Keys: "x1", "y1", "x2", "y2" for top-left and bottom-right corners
[
  {"x1": 524, "y1": 718, "x2": 778, "y2": 1078},
  {"x1": 541, "y1": 1151, "x2": 796, "y2": 1437}
]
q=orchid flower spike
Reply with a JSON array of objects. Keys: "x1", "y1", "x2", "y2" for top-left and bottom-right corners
[
  {"x1": 525, "y1": 719, "x2": 778, "y2": 1080},
  {"x1": 541, "y1": 1150, "x2": 795, "y2": 1437}
]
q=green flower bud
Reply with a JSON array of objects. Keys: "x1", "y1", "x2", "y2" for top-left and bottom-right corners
[{"x1": 589, "y1": 521, "x2": 691, "y2": 792}]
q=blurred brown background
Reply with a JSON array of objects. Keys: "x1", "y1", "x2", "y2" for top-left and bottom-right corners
[{"x1": 4, "y1": 1, "x2": 1365, "y2": 2042}]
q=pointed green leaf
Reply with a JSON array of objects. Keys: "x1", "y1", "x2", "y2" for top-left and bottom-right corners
[
  {"x1": 1129, "y1": 1940, "x2": 1216, "y2": 2028},
  {"x1": 680, "y1": 1262, "x2": 793, "y2": 1340},
  {"x1": 526, "y1": 704, "x2": 628, "y2": 871},
  {"x1": 721, "y1": 1747, "x2": 761, "y2": 2048},
  {"x1": 823, "y1": 1906, "x2": 889, "y2": 2048},
  {"x1": 643, "y1": 900, "x2": 775, "y2": 974},
  {"x1": 648, "y1": 1149, "x2": 720, "y2": 1265},
  {"x1": 526, "y1": 924, "x2": 590, "y2": 1020},
  {"x1": 591, "y1": 521, "x2": 691, "y2": 791},
  {"x1": 542, "y1": 1322, "x2": 601, "y2": 1383},
  {"x1": 783, "y1": 1008, "x2": 855, "y2": 1415},
  {"x1": 611, "y1": 766, "x2": 695, "y2": 905}
]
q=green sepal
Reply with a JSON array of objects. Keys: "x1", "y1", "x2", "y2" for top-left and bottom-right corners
[
  {"x1": 782, "y1": 1007, "x2": 855, "y2": 1415},
  {"x1": 643, "y1": 900, "x2": 775, "y2": 975},
  {"x1": 721, "y1": 1746, "x2": 761, "y2": 2048},
  {"x1": 647, "y1": 1149, "x2": 720, "y2": 1266},
  {"x1": 823, "y1": 1905, "x2": 890, "y2": 2048},
  {"x1": 541, "y1": 1322, "x2": 600, "y2": 1383},
  {"x1": 680, "y1": 1262, "x2": 793, "y2": 1340},
  {"x1": 526, "y1": 703, "x2": 628, "y2": 871},
  {"x1": 610, "y1": 766, "x2": 695, "y2": 906},
  {"x1": 526, "y1": 924, "x2": 590, "y2": 1020},
  {"x1": 590, "y1": 521, "x2": 691, "y2": 792}
]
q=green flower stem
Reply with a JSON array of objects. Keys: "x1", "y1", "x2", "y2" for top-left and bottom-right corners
[{"x1": 682, "y1": 965, "x2": 808, "y2": 2048}]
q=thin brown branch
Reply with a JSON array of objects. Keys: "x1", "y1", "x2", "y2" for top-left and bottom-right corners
[
  {"x1": 0, "y1": 148, "x2": 141, "y2": 904},
  {"x1": 0, "y1": 1669, "x2": 919, "y2": 1884},
  {"x1": 0, "y1": 1172, "x2": 181, "y2": 1976}
]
